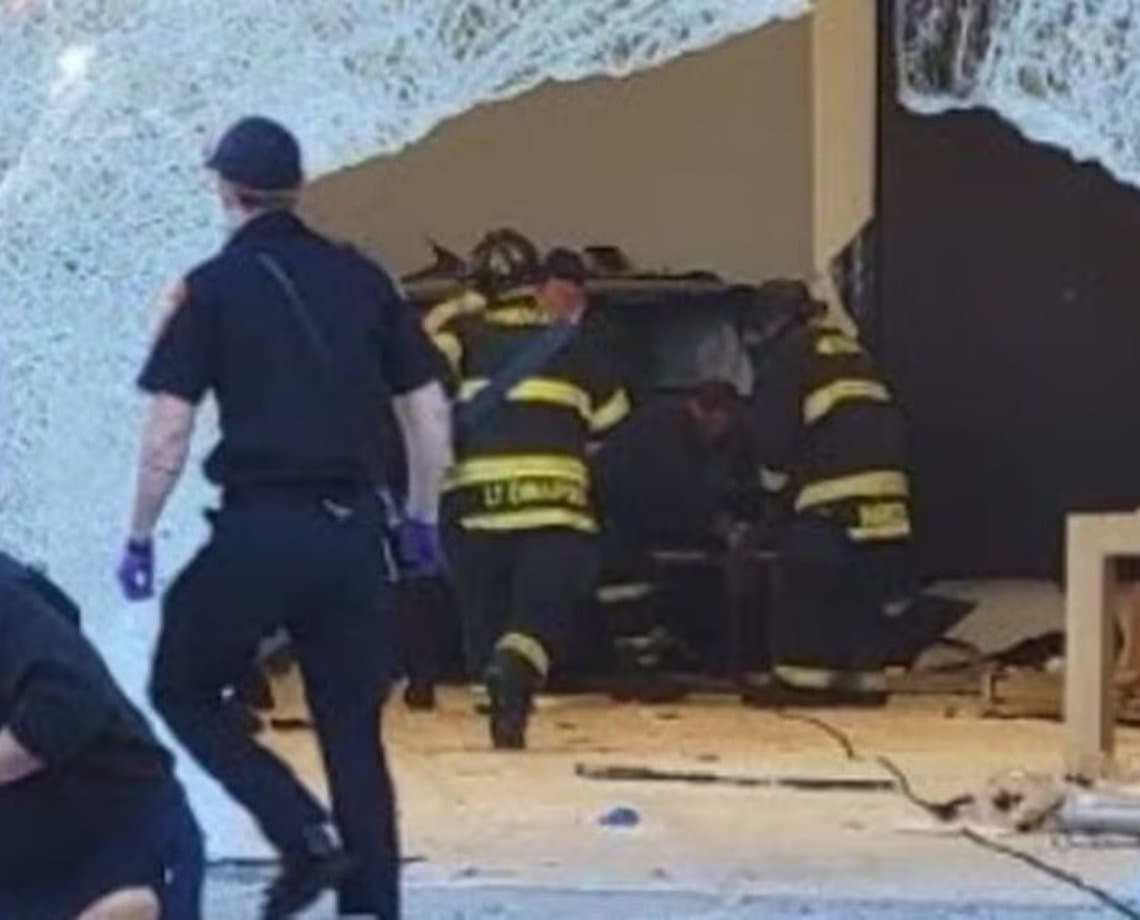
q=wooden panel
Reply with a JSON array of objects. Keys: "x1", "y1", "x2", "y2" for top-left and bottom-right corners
[{"x1": 1063, "y1": 515, "x2": 1123, "y2": 779}]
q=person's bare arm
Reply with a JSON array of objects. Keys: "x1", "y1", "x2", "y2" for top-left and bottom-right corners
[
  {"x1": 392, "y1": 381, "x2": 452, "y2": 523},
  {"x1": 0, "y1": 726, "x2": 44, "y2": 786},
  {"x1": 128, "y1": 394, "x2": 197, "y2": 541}
]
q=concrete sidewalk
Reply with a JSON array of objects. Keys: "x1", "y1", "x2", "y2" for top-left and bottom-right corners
[
  {"x1": 223, "y1": 684, "x2": 1140, "y2": 919},
  {"x1": 206, "y1": 869, "x2": 1130, "y2": 918}
]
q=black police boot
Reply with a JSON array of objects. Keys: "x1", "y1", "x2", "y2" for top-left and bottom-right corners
[
  {"x1": 484, "y1": 651, "x2": 537, "y2": 751},
  {"x1": 261, "y1": 824, "x2": 353, "y2": 920}
]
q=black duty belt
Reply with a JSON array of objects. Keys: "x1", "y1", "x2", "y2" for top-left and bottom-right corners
[{"x1": 223, "y1": 479, "x2": 369, "y2": 506}]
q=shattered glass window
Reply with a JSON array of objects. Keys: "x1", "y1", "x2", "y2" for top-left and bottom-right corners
[
  {"x1": 0, "y1": 0, "x2": 808, "y2": 858},
  {"x1": 896, "y1": 0, "x2": 1001, "y2": 101},
  {"x1": 897, "y1": 0, "x2": 1140, "y2": 189}
]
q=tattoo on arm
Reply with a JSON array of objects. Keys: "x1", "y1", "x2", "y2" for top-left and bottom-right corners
[{"x1": 129, "y1": 395, "x2": 196, "y2": 541}]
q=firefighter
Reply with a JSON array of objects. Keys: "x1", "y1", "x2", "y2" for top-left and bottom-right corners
[
  {"x1": 742, "y1": 280, "x2": 914, "y2": 707},
  {"x1": 0, "y1": 552, "x2": 203, "y2": 919},
  {"x1": 422, "y1": 228, "x2": 543, "y2": 354},
  {"x1": 115, "y1": 116, "x2": 450, "y2": 918},
  {"x1": 397, "y1": 228, "x2": 544, "y2": 708},
  {"x1": 591, "y1": 381, "x2": 750, "y2": 690},
  {"x1": 432, "y1": 247, "x2": 630, "y2": 749}
]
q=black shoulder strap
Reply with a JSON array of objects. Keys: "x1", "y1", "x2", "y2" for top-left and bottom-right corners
[
  {"x1": 256, "y1": 253, "x2": 368, "y2": 473},
  {"x1": 452, "y1": 319, "x2": 576, "y2": 438},
  {"x1": 257, "y1": 253, "x2": 339, "y2": 382}
]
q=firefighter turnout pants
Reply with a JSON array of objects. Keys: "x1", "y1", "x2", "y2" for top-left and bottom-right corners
[
  {"x1": 443, "y1": 526, "x2": 599, "y2": 685},
  {"x1": 769, "y1": 516, "x2": 911, "y2": 692}
]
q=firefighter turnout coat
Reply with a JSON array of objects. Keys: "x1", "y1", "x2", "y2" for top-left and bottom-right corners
[
  {"x1": 430, "y1": 291, "x2": 630, "y2": 534},
  {"x1": 751, "y1": 316, "x2": 911, "y2": 543}
]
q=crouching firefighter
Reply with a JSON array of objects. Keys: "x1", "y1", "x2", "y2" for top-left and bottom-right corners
[
  {"x1": 0, "y1": 552, "x2": 204, "y2": 919},
  {"x1": 742, "y1": 280, "x2": 914, "y2": 707},
  {"x1": 431, "y1": 248, "x2": 630, "y2": 748}
]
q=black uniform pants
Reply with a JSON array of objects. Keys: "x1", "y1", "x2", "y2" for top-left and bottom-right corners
[
  {"x1": 150, "y1": 492, "x2": 399, "y2": 918},
  {"x1": 443, "y1": 526, "x2": 599, "y2": 681},
  {"x1": 769, "y1": 517, "x2": 911, "y2": 683}
]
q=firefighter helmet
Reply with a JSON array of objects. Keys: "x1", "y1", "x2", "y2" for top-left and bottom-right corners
[{"x1": 469, "y1": 228, "x2": 541, "y2": 297}]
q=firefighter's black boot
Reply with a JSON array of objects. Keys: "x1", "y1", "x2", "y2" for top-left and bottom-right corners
[
  {"x1": 484, "y1": 650, "x2": 538, "y2": 751},
  {"x1": 261, "y1": 824, "x2": 353, "y2": 919}
]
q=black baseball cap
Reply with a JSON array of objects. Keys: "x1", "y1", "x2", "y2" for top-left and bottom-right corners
[
  {"x1": 206, "y1": 116, "x2": 303, "y2": 191},
  {"x1": 541, "y1": 247, "x2": 589, "y2": 285}
]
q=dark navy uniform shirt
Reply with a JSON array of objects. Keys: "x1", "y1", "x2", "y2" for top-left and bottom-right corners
[
  {"x1": 139, "y1": 211, "x2": 437, "y2": 490},
  {"x1": 0, "y1": 553, "x2": 171, "y2": 875},
  {"x1": 593, "y1": 397, "x2": 732, "y2": 544}
]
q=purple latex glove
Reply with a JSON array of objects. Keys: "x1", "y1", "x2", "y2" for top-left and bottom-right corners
[
  {"x1": 396, "y1": 519, "x2": 445, "y2": 578},
  {"x1": 116, "y1": 539, "x2": 155, "y2": 601}
]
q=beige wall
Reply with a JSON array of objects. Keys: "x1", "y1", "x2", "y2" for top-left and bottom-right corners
[
  {"x1": 303, "y1": 22, "x2": 815, "y2": 283},
  {"x1": 810, "y1": 0, "x2": 877, "y2": 271}
]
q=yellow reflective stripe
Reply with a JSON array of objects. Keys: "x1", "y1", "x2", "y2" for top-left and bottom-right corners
[
  {"x1": 497, "y1": 286, "x2": 539, "y2": 305},
  {"x1": 461, "y1": 508, "x2": 597, "y2": 533},
  {"x1": 423, "y1": 294, "x2": 476, "y2": 335},
  {"x1": 850, "y1": 500, "x2": 910, "y2": 542},
  {"x1": 803, "y1": 379, "x2": 890, "y2": 425},
  {"x1": 447, "y1": 455, "x2": 588, "y2": 489},
  {"x1": 815, "y1": 334, "x2": 863, "y2": 357},
  {"x1": 592, "y1": 388, "x2": 631, "y2": 433},
  {"x1": 497, "y1": 632, "x2": 550, "y2": 679},
  {"x1": 432, "y1": 332, "x2": 462, "y2": 373},
  {"x1": 458, "y1": 377, "x2": 593, "y2": 420},
  {"x1": 484, "y1": 305, "x2": 547, "y2": 326},
  {"x1": 774, "y1": 665, "x2": 832, "y2": 689},
  {"x1": 795, "y1": 470, "x2": 908, "y2": 512},
  {"x1": 775, "y1": 665, "x2": 887, "y2": 693},
  {"x1": 849, "y1": 520, "x2": 912, "y2": 542}
]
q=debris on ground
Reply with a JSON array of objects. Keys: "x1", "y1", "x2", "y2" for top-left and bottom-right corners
[
  {"x1": 1057, "y1": 789, "x2": 1140, "y2": 838},
  {"x1": 917, "y1": 771, "x2": 1064, "y2": 832},
  {"x1": 599, "y1": 806, "x2": 641, "y2": 828},
  {"x1": 576, "y1": 762, "x2": 895, "y2": 793}
]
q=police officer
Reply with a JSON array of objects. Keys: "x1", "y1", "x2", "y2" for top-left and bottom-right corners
[
  {"x1": 0, "y1": 551, "x2": 203, "y2": 919},
  {"x1": 431, "y1": 248, "x2": 630, "y2": 749},
  {"x1": 115, "y1": 116, "x2": 450, "y2": 918},
  {"x1": 742, "y1": 280, "x2": 913, "y2": 707}
]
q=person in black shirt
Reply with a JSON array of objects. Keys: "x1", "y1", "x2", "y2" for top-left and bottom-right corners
[
  {"x1": 594, "y1": 380, "x2": 744, "y2": 561},
  {"x1": 0, "y1": 551, "x2": 203, "y2": 919},
  {"x1": 115, "y1": 116, "x2": 451, "y2": 919}
]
